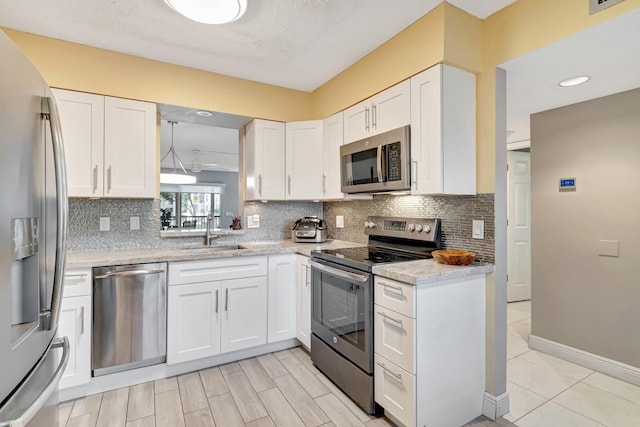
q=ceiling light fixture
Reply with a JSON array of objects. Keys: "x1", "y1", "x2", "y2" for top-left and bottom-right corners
[
  {"x1": 196, "y1": 110, "x2": 213, "y2": 117},
  {"x1": 165, "y1": 0, "x2": 247, "y2": 25},
  {"x1": 559, "y1": 75, "x2": 590, "y2": 87},
  {"x1": 160, "y1": 121, "x2": 197, "y2": 184}
]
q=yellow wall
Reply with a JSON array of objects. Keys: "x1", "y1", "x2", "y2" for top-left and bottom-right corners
[{"x1": 2, "y1": 29, "x2": 312, "y2": 122}]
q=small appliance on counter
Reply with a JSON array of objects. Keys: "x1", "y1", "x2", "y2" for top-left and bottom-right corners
[{"x1": 292, "y1": 216, "x2": 327, "y2": 243}]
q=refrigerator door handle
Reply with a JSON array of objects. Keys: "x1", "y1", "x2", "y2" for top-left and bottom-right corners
[
  {"x1": 1, "y1": 337, "x2": 70, "y2": 427},
  {"x1": 42, "y1": 96, "x2": 69, "y2": 332}
]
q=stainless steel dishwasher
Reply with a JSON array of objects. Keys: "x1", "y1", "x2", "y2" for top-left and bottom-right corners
[{"x1": 92, "y1": 263, "x2": 167, "y2": 376}]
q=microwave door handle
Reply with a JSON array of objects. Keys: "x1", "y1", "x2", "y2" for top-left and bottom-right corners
[{"x1": 377, "y1": 146, "x2": 383, "y2": 183}]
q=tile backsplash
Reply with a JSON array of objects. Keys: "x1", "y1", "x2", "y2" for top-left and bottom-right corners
[
  {"x1": 68, "y1": 195, "x2": 494, "y2": 263},
  {"x1": 324, "y1": 194, "x2": 495, "y2": 263}
]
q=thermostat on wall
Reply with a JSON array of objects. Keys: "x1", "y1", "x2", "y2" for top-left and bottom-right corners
[{"x1": 559, "y1": 177, "x2": 576, "y2": 192}]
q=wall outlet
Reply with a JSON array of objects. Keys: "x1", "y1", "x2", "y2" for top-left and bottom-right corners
[
  {"x1": 99, "y1": 216, "x2": 110, "y2": 232},
  {"x1": 130, "y1": 216, "x2": 140, "y2": 230},
  {"x1": 336, "y1": 215, "x2": 344, "y2": 229},
  {"x1": 247, "y1": 214, "x2": 260, "y2": 229},
  {"x1": 598, "y1": 239, "x2": 619, "y2": 257},
  {"x1": 472, "y1": 220, "x2": 484, "y2": 239}
]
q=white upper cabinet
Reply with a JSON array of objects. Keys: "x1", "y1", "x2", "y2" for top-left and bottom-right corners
[
  {"x1": 285, "y1": 120, "x2": 323, "y2": 200},
  {"x1": 53, "y1": 89, "x2": 157, "y2": 198},
  {"x1": 410, "y1": 64, "x2": 476, "y2": 195},
  {"x1": 52, "y1": 90, "x2": 104, "y2": 197},
  {"x1": 103, "y1": 97, "x2": 157, "y2": 198},
  {"x1": 322, "y1": 112, "x2": 344, "y2": 200},
  {"x1": 343, "y1": 80, "x2": 410, "y2": 144},
  {"x1": 245, "y1": 119, "x2": 286, "y2": 201}
]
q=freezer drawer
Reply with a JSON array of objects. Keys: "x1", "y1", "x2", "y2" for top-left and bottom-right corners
[{"x1": 92, "y1": 263, "x2": 167, "y2": 376}]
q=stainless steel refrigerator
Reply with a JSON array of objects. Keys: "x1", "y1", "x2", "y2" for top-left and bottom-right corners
[{"x1": 0, "y1": 30, "x2": 70, "y2": 427}]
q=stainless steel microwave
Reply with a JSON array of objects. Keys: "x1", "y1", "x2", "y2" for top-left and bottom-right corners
[{"x1": 340, "y1": 125, "x2": 411, "y2": 194}]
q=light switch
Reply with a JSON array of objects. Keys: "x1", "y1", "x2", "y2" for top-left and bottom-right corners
[
  {"x1": 598, "y1": 240, "x2": 619, "y2": 257},
  {"x1": 336, "y1": 215, "x2": 344, "y2": 229},
  {"x1": 130, "y1": 216, "x2": 140, "y2": 230},
  {"x1": 99, "y1": 217, "x2": 110, "y2": 232},
  {"x1": 472, "y1": 220, "x2": 484, "y2": 239},
  {"x1": 247, "y1": 214, "x2": 260, "y2": 229}
]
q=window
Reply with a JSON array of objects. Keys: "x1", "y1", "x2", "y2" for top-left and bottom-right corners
[{"x1": 160, "y1": 190, "x2": 222, "y2": 230}]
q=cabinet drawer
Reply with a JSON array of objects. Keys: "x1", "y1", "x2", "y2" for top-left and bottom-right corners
[
  {"x1": 374, "y1": 354, "x2": 415, "y2": 427},
  {"x1": 169, "y1": 256, "x2": 267, "y2": 285},
  {"x1": 374, "y1": 305, "x2": 415, "y2": 374},
  {"x1": 374, "y1": 277, "x2": 415, "y2": 318},
  {"x1": 63, "y1": 269, "x2": 92, "y2": 297}
]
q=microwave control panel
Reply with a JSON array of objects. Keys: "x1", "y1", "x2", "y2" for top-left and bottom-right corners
[{"x1": 386, "y1": 143, "x2": 402, "y2": 181}]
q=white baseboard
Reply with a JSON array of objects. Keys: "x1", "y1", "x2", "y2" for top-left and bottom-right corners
[
  {"x1": 529, "y1": 335, "x2": 640, "y2": 386},
  {"x1": 482, "y1": 391, "x2": 510, "y2": 420}
]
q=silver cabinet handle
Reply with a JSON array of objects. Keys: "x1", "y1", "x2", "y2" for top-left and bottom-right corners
[
  {"x1": 306, "y1": 264, "x2": 311, "y2": 286},
  {"x1": 94, "y1": 269, "x2": 165, "y2": 279},
  {"x1": 215, "y1": 289, "x2": 219, "y2": 313},
  {"x1": 288, "y1": 175, "x2": 291, "y2": 196},
  {"x1": 65, "y1": 273, "x2": 88, "y2": 278},
  {"x1": 42, "y1": 97, "x2": 68, "y2": 332},
  {"x1": 372, "y1": 103, "x2": 377, "y2": 129},
  {"x1": 322, "y1": 174, "x2": 326, "y2": 194},
  {"x1": 381, "y1": 282, "x2": 403, "y2": 292},
  {"x1": 107, "y1": 165, "x2": 112, "y2": 193},
  {"x1": 365, "y1": 106, "x2": 370, "y2": 132},
  {"x1": 80, "y1": 306, "x2": 85, "y2": 335},
  {"x1": 258, "y1": 174, "x2": 262, "y2": 196},
  {"x1": 411, "y1": 160, "x2": 418, "y2": 188},
  {"x1": 225, "y1": 288, "x2": 229, "y2": 312},
  {"x1": 377, "y1": 311, "x2": 402, "y2": 325},
  {"x1": 92, "y1": 165, "x2": 98, "y2": 193},
  {"x1": 310, "y1": 260, "x2": 369, "y2": 283},
  {"x1": 376, "y1": 361, "x2": 402, "y2": 380}
]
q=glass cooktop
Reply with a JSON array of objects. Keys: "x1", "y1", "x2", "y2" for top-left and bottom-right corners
[{"x1": 312, "y1": 246, "x2": 432, "y2": 272}]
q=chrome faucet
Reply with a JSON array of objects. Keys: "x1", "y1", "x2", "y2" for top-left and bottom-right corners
[{"x1": 204, "y1": 213, "x2": 218, "y2": 246}]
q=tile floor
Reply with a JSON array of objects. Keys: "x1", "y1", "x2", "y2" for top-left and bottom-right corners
[
  {"x1": 58, "y1": 345, "x2": 514, "y2": 427},
  {"x1": 505, "y1": 300, "x2": 640, "y2": 426}
]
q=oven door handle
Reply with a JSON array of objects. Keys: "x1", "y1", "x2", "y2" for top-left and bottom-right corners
[{"x1": 310, "y1": 260, "x2": 369, "y2": 283}]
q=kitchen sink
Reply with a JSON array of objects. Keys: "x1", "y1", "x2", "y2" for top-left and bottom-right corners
[{"x1": 180, "y1": 245, "x2": 246, "y2": 254}]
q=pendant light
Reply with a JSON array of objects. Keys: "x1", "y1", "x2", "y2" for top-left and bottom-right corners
[
  {"x1": 165, "y1": 0, "x2": 247, "y2": 25},
  {"x1": 160, "y1": 121, "x2": 197, "y2": 184}
]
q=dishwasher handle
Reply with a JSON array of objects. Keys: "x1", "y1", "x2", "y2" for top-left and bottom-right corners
[{"x1": 94, "y1": 269, "x2": 165, "y2": 279}]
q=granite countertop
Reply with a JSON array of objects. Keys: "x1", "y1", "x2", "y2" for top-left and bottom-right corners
[
  {"x1": 66, "y1": 239, "x2": 365, "y2": 269},
  {"x1": 372, "y1": 259, "x2": 494, "y2": 286}
]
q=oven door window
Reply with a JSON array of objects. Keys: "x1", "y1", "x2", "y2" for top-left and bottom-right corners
[
  {"x1": 313, "y1": 273, "x2": 366, "y2": 351},
  {"x1": 342, "y1": 147, "x2": 380, "y2": 186}
]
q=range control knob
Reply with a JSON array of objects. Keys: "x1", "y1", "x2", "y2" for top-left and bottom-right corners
[
  {"x1": 416, "y1": 225, "x2": 423, "y2": 233},
  {"x1": 424, "y1": 225, "x2": 432, "y2": 233},
  {"x1": 407, "y1": 224, "x2": 415, "y2": 232},
  {"x1": 364, "y1": 221, "x2": 376, "y2": 229}
]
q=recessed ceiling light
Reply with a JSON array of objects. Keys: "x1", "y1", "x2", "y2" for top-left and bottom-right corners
[
  {"x1": 559, "y1": 75, "x2": 590, "y2": 87},
  {"x1": 196, "y1": 110, "x2": 213, "y2": 117},
  {"x1": 165, "y1": 0, "x2": 247, "y2": 25}
]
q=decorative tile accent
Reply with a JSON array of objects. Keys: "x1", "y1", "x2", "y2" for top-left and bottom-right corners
[{"x1": 323, "y1": 194, "x2": 495, "y2": 263}]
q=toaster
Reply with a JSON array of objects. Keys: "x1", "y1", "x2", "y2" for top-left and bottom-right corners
[{"x1": 292, "y1": 216, "x2": 328, "y2": 243}]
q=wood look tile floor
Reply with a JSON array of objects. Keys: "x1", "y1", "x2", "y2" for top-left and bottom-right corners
[{"x1": 58, "y1": 346, "x2": 515, "y2": 427}]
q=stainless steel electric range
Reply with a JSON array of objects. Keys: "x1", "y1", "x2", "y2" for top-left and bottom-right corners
[{"x1": 309, "y1": 216, "x2": 442, "y2": 414}]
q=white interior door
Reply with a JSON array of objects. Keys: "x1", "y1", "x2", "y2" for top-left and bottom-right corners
[{"x1": 507, "y1": 151, "x2": 531, "y2": 302}]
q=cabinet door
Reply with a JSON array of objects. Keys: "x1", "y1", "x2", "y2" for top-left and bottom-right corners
[
  {"x1": 296, "y1": 255, "x2": 311, "y2": 349},
  {"x1": 322, "y1": 112, "x2": 344, "y2": 199},
  {"x1": 371, "y1": 80, "x2": 410, "y2": 135},
  {"x1": 410, "y1": 65, "x2": 476, "y2": 195},
  {"x1": 267, "y1": 254, "x2": 297, "y2": 343},
  {"x1": 103, "y1": 97, "x2": 157, "y2": 198},
  {"x1": 52, "y1": 89, "x2": 104, "y2": 197},
  {"x1": 343, "y1": 100, "x2": 370, "y2": 144},
  {"x1": 167, "y1": 282, "x2": 221, "y2": 365},
  {"x1": 220, "y1": 276, "x2": 268, "y2": 353},
  {"x1": 245, "y1": 119, "x2": 286, "y2": 200},
  {"x1": 285, "y1": 120, "x2": 323, "y2": 200},
  {"x1": 58, "y1": 295, "x2": 91, "y2": 389}
]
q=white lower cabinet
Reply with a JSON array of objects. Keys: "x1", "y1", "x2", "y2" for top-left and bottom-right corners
[
  {"x1": 167, "y1": 281, "x2": 221, "y2": 365},
  {"x1": 374, "y1": 275, "x2": 486, "y2": 427},
  {"x1": 296, "y1": 255, "x2": 311, "y2": 349},
  {"x1": 267, "y1": 254, "x2": 297, "y2": 343},
  {"x1": 167, "y1": 257, "x2": 268, "y2": 365},
  {"x1": 58, "y1": 269, "x2": 92, "y2": 389}
]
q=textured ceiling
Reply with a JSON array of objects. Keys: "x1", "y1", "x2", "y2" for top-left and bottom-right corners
[{"x1": 0, "y1": 0, "x2": 516, "y2": 92}]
